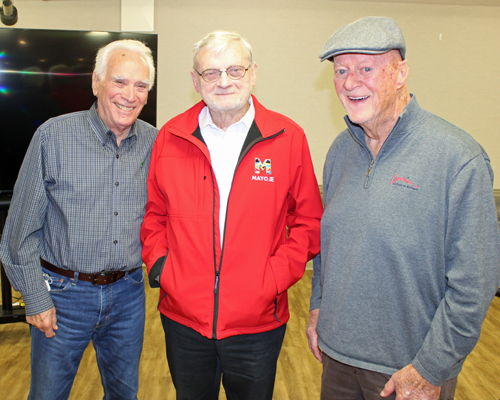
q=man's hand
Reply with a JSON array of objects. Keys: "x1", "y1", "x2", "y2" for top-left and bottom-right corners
[
  {"x1": 306, "y1": 308, "x2": 322, "y2": 363},
  {"x1": 381, "y1": 364, "x2": 441, "y2": 400},
  {"x1": 26, "y1": 306, "x2": 58, "y2": 338}
]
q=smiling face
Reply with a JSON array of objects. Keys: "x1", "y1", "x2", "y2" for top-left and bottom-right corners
[
  {"x1": 333, "y1": 51, "x2": 408, "y2": 133},
  {"x1": 191, "y1": 40, "x2": 257, "y2": 120},
  {"x1": 92, "y1": 50, "x2": 150, "y2": 138}
]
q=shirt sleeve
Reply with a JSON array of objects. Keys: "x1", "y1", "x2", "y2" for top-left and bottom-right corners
[
  {"x1": 309, "y1": 140, "x2": 337, "y2": 311},
  {"x1": 0, "y1": 128, "x2": 53, "y2": 316},
  {"x1": 309, "y1": 253, "x2": 322, "y2": 311},
  {"x1": 412, "y1": 153, "x2": 500, "y2": 386}
]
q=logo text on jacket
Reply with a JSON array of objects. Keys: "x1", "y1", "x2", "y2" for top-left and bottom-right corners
[{"x1": 389, "y1": 174, "x2": 419, "y2": 190}]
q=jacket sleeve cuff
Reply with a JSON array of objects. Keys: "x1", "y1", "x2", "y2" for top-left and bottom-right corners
[{"x1": 411, "y1": 353, "x2": 452, "y2": 387}]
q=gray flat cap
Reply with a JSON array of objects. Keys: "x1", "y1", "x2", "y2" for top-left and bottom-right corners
[{"x1": 319, "y1": 16, "x2": 406, "y2": 62}]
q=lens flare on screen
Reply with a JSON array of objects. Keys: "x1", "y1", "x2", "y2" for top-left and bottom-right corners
[{"x1": 0, "y1": 69, "x2": 87, "y2": 76}]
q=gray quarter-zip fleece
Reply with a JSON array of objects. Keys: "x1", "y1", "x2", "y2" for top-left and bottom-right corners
[{"x1": 311, "y1": 95, "x2": 500, "y2": 386}]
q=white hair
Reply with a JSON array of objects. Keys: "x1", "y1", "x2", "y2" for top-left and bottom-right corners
[
  {"x1": 193, "y1": 31, "x2": 253, "y2": 70},
  {"x1": 94, "y1": 39, "x2": 155, "y2": 90}
]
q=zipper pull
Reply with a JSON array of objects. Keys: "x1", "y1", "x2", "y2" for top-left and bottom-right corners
[
  {"x1": 214, "y1": 271, "x2": 219, "y2": 294},
  {"x1": 366, "y1": 159, "x2": 374, "y2": 177}
]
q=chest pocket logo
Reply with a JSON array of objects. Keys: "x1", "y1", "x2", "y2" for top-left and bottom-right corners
[{"x1": 255, "y1": 158, "x2": 272, "y2": 175}]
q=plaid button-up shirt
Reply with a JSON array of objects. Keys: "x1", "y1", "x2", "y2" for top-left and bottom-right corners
[{"x1": 0, "y1": 103, "x2": 157, "y2": 315}]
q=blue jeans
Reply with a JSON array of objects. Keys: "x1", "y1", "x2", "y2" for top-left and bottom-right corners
[
  {"x1": 29, "y1": 266, "x2": 146, "y2": 400},
  {"x1": 161, "y1": 315, "x2": 286, "y2": 400}
]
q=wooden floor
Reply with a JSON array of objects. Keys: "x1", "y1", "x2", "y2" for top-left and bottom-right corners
[{"x1": 0, "y1": 269, "x2": 499, "y2": 400}]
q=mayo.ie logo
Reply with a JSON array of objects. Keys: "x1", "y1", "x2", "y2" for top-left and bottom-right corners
[{"x1": 254, "y1": 158, "x2": 272, "y2": 175}]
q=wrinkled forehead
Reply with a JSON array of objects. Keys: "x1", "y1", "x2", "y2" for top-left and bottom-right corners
[
  {"x1": 195, "y1": 41, "x2": 251, "y2": 70},
  {"x1": 333, "y1": 50, "x2": 401, "y2": 66},
  {"x1": 104, "y1": 53, "x2": 148, "y2": 81}
]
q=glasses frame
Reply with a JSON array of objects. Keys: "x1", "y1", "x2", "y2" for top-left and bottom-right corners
[{"x1": 195, "y1": 65, "x2": 250, "y2": 83}]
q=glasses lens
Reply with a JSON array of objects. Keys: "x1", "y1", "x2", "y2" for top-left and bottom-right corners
[
  {"x1": 227, "y1": 66, "x2": 246, "y2": 79},
  {"x1": 200, "y1": 66, "x2": 247, "y2": 82},
  {"x1": 202, "y1": 69, "x2": 221, "y2": 83}
]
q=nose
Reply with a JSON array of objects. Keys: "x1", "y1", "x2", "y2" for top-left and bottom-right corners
[
  {"x1": 121, "y1": 85, "x2": 135, "y2": 102},
  {"x1": 216, "y1": 71, "x2": 232, "y2": 88},
  {"x1": 343, "y1": 71, "x2": 360, "y2": 91}
]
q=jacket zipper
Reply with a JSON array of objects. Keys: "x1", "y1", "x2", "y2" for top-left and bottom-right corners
[
  {"x1": 347, "y1": 127, "x2": 375, "y2": 189},
  {"x1": 211, "y1": 128, "x2": 285, "y2": 339},
  {"x1": 208, "y1": 166, "x2": 220, "y2": 339},
  {"x1": 364, "y1": 159, "x2": 374, "y2": 188}
]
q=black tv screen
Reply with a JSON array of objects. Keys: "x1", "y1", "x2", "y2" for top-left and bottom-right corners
[{"x1": 0, "y1": 28, "x2": 158, "y2": 195}]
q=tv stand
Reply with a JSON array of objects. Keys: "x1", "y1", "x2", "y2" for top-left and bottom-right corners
[{"x1": 0, "y1": 195, "x2": 26, "y2": 324}]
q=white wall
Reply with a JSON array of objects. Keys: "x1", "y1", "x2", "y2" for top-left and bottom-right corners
[{"x1": 6, "y1": 0, "x2": 500, "y2": 187}]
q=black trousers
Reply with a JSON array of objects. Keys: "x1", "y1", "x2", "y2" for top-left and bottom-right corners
[{"x1": 161, "y1": 315, "x2": 286, "y2": 400}]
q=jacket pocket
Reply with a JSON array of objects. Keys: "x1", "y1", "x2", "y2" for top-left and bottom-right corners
[{"x1": 149, "y1": 250, "x2": 168, "y2": 288}]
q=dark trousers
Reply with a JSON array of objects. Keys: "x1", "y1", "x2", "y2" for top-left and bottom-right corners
[
  {"x1": 161, "y1": 315, "x2": 286, "y2": 400},
  {"x1": 321, "y1": 354, "x2": 458, "y2": 400}
]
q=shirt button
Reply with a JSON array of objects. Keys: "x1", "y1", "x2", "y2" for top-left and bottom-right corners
[
  {"x1": 115, "y1": 182, "x2": 119, "y2": 186},
  {"x1": 116, "y1": 154, "x2": 119, "y2": 159},
  {"x1": 114, "y1": 211, "x2": 118, "y2": 216},
  {"x1": 113, "y1": 240, "x2": 118, "y2": 244}
]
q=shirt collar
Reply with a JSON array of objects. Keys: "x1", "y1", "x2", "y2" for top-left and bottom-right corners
[
  {"x1": 345, "y1": 94, "x2": 430, "y2": 146},
  {"x1": 199, "y1": 97, "x2": 255, "y2": 132}
]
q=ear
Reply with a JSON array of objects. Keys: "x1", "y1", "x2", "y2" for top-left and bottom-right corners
[
  {"x1": 397, "y1": 59, "x2": 409, "y2": 88},
  {"x1": 92, "y1": 72, "x2": 99, "y2": 97},
  {"x1": 250, "y1": 62, "x2": 258, "y2": 88},
  {"x1": 191, "y1": 70, "x2": 201, "y2": 94}
]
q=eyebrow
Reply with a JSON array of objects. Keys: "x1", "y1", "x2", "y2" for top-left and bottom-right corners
[{"x1": 111, "y1": 75, "x2": 150, "y2": 85}]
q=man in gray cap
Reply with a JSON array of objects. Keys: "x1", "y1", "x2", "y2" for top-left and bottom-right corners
[{"x1": 307, "y1": 16, "x2": 500, "y2": 400}]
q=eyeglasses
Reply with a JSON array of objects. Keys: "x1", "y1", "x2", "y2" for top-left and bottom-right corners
[{"x1": 195, "y1": 65, "x2": 250, "y2": 83}]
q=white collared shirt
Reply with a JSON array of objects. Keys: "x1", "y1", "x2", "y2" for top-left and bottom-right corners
[{"x1": 199, "y1": 99, "x2": 255, "y2": 246}]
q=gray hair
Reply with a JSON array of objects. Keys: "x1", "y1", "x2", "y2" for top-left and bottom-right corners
[
  {"x1": 94, "y1": 39, "x2": 155, "y2": 90},
  {"x1": 193, "y1": 31, "x2": 253, "y2": 70}
]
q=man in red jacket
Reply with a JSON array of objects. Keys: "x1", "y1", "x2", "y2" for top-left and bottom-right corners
[{"x1": 141, "y1": 30, "x2": 322, "y2": 399}]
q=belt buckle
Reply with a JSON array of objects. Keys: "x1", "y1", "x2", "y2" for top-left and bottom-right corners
[{"x1": 92, "y1": 272, "x2": 108, "y2": 286}]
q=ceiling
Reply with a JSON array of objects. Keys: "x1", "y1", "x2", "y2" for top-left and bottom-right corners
[
  {"x1": 344, "y1": 0, "x2": 500, "y2": 6},
  {"x1": 38, "y1": 0, "x2": 500, "y2": 6}
]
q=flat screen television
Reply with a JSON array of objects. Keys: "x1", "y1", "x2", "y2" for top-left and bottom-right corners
[{"x1": 0, "y1": 28, "x2": 158, "y2": 195}]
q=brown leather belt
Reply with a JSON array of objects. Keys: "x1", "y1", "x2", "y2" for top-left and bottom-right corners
[{"x1": 40, "y1": 258, "x2": 139, "y2": 286}]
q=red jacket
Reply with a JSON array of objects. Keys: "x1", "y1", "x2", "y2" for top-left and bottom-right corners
[{"x1": 141, "y1": 96, "x2": 322, "y2": 339}]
